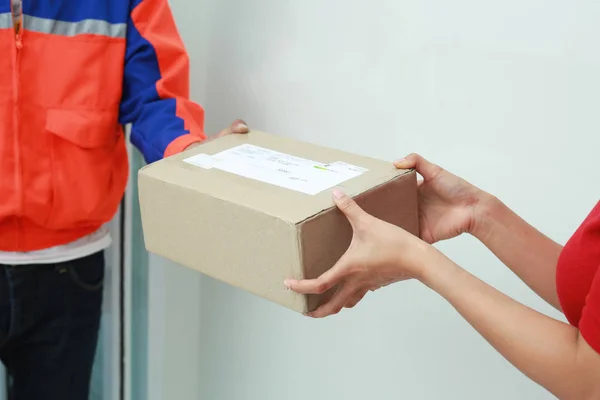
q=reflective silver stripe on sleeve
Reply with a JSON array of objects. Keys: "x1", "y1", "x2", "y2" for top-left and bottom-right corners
[
  {"x1": 0, "y1": 12, "x2": 12, "y2": 29},
  {"x1": 23, "y1": 15, "x2": 126, "y2": 38}
]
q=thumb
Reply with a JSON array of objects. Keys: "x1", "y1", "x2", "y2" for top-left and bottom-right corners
[
  {"x1": 332, "y1": 189, "x2": 366, "y2": 227},
  {"x1": 393, "y1": 153, "x2": 442, "y2": 181}
]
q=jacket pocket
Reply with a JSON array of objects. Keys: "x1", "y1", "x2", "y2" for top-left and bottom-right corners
[{"x1": 45, "y1": 109, "x2": 126, "y2": 230}]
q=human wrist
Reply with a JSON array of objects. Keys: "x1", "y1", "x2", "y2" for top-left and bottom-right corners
[
  {"x1": 418, "y1": 246, "x2": 462, "y2": 291},
  {"x1": 470, "y1": 191, "x2": 502, "y2": 241},
  {"x1": 410, "y1": 240, "x2": 442, "y2": 282}
]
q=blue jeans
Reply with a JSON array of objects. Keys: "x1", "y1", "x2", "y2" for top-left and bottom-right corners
[{"x1": 0, "y1": 251, "x2": 104, "y2": 400}]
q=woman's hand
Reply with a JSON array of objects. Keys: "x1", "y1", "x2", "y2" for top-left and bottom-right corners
[
  {"x1": 394, "y1": 154, "x2": 490, "y2": 244},
  {"x1": 285, "y1": 190, "x2": 435, "y2": 318}
]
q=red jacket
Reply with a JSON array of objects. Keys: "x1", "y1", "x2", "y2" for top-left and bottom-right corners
[{"x1": 0, "y1": 0, "x2": 206, "y2": 251}]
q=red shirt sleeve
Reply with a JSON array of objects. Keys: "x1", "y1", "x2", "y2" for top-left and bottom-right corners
[{"x1": 579, "y1": 265, "x2": 600, "y2": 354}]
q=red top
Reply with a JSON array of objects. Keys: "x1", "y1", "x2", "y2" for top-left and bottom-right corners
[{"x1": 556, "y1": 201, "x2": 600, "y2": 353}]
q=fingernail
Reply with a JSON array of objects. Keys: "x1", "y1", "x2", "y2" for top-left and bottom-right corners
[
  {"x1": 332, "y1": 189, "x2": 345, "y2": 199},
  {"x1": 394, "y1": 158, "x2": 406, "y2": 164},
  {"x1": 284, "y1": 279, "x2": 294, "y2": 290}
]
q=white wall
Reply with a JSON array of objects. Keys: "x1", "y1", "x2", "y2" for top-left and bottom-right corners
[{"x1": 153, "y1": 1, "x2": 600, "y2": 399}]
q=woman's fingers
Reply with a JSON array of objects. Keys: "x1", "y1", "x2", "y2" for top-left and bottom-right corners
[
  {"x1": 344, "y1": 289, "x2": 368, "y2": 309},
  {"x1": 309, "y1": 284, "x2": 357, "y2": 318},
  {"x1": 286, "y1": 192, "x2": 372, "y2": 316},
  {"x1": 285, "y1": 275, "x2": 334, "y2": 295},
  {"x1": 332, "y1": 189, "x2": 369, "y2": 230},
  {"x1": 285, "y1": 241, "x2": 362, "y2": 296},
  {"x1": 285, "y1": 252, "x2": 353, "y2": 294},
  {"x1": 394, "y1": 153, "x2": 442, "y2": 182},
  {"x1": 285, "y1": 191, "x2": 366, "y2": 295}
]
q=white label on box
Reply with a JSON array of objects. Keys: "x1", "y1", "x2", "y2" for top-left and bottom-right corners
[
  {"x1": 183, "y1": 153, "x2": 217, "y2": 169},
  {"x1": 184, "y1": 144, "x2": 368, "y2": 195}
]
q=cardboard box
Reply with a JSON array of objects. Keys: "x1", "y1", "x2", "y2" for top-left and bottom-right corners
[{"x1": 138, "y1": 131, "x2": 419, "y2": 313}]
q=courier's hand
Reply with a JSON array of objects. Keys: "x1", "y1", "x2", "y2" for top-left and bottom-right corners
[
  {"x1": 393, "y1": 154, "x2": 489, "y2": 244},
  {"x1": 186, "y1": 119, "x2": 249, "y2": 149},
  {"x1": 285, "y1": 190, "x2": 433, "y2": 318},
  {"x1": 212, "y1": 119, "x2": 250, "y2": 140}
]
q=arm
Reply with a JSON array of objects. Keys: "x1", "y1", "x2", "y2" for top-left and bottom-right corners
[
  {"x1": 119, "y1": 0, "x2": 206, "y2": 164},
  {"x1": 474, "y1": 195, "x2": 564, "y2": 310},
  {"x1": 422, "y1": 250, "x2": 600, "y2": 400},
  {"x1": 394, "y1": 154, "x2": 563, "y2": 310},
  {"x1": 287, "y1": 191, "x2": 600, "y2": 399}
]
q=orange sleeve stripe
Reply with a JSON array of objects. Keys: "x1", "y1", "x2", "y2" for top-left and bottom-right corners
[{"x1": 131, "y1": 0, "x2": 206, "y2": 157}]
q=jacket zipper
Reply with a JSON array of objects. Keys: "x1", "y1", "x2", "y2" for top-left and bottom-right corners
[
  {"x1": 11, "y1": 0, "x2": 22, "y2": 48},
  {"x1": 11, "y1": 0, "x2": 22, "y2": 244}
]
